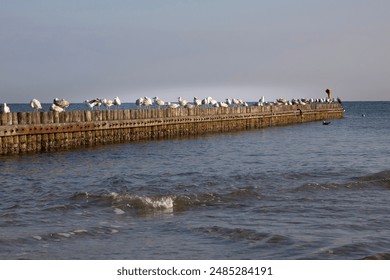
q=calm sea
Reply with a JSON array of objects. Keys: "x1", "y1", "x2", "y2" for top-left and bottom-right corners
[{"x1": 0, "y1": 101, "x2": 389, "y2": 260}]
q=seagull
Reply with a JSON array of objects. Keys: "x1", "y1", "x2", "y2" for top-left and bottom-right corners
[
  {"x1": 102, "y1": 98, "x2": 114, "y2": 110},
  {"x1": 218, "y1": 101, "x2": 229, "y2": 107},
  {"x1": 143, "y1": 96, "x2": 153, "y2": 107},
  {"x1": 202, "y1": 97, "x2": 212, "y2": 106},
  {"x1": 30, "y1": 99, "x2": 42, "y2": 111},
  {"x1": 85, "y1": 100, "x2": 96, "y2": 110},
  {"x1": 168, "y1": 103, "x2": 180, "y2": 109},
  {"x1": 232, "y1": 98, "x2": 242, "y2": 106},
  {"x1": 178, "y1": 97, "x2": 188, "y2": 107},
  {"x1": 51, "y1": 104, "x2": 64, "y2": 112},
  {"x1": 153, "y1": 97, "x2": 165, "y2": 108},
  {"x1": 1, "y1": 103, "x2": 10, "y2": 113},
  {"x1": 257, "y1": 97, "x2": 264, "y2": 106},
  {"x1": 193, "y1": 97, "x2": 202, "y2": 106},
  {"x1": 53, "y1": 98, "x2": 70, "y2": 109},
  {"x1": 85, "y1": 98, "x2": 102, "y2": 110},
  {"x1": 113, "y1": 96, "x2": 121, "y2": 108},
  {"x1": 135, "y1": 97, "x2": 144, "y2": 108},
  {"x1": 209, "y1": 98, "x2": 218, "y2": 106},
  {"x1": 276, "y1": 98, "x2": 288, "y2": 105}
]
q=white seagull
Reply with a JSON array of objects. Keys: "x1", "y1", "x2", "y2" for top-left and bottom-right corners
[
  {"x1": 1, "y1": 103, "x2": 10, "y2": 113},
  {"x1": 143, "y1": 96, "x2": 153, "y2": 107},
  {"x1": 30, "y1": 99, "x2": 42, "y2": 111},
  {"x1": 193, "y1": 97, "x2": 202, "y2": 106},
  {"x1": 51, "y1": 104, "x2": 64, "y2": 112},
  {"x1": 168, "y1": 103, "x2": 180, "y2": 109},
  {"x1": 178, "y1": 97, "x2": 188, "y2": 107},
  {"x1": 53, "y1": 98, "x2": 70, "y2": 109},
  {"x1": 153, "y1": 97, "x2": 166, "y2": 108},
  {"x1": 85, "y1": 100, "x2": 96, "y2": 110},
  {"x1": 113, "y1": 96, "x2": 121, "y2": 108},
  {"x1": 102, "y1": 98, "x2": 114, "y2": 110},
  {"x1": 135, "y1": 97, "x2": 144, "y2": 108}
]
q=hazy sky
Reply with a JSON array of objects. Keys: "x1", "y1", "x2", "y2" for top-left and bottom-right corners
[{"x1": 1, "y1": 0, "x2": 389, "y2": 103}]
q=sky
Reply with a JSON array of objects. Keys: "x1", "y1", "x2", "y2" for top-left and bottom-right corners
[{"x1": 1, "y1": 0, "x2": 389, "y2": 103}]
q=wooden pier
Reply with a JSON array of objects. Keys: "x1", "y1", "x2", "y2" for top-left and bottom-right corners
[{"x1": 0, "y1": 104, "x2": 343, "y2": 155}]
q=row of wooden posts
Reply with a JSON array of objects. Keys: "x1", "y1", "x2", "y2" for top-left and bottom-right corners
[{"x1": 0, "y1": 104, "x2": 344, "y2": 155}]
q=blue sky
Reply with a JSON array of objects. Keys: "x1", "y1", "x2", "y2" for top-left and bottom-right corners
[{"x1": 1, "y1": 0, "x2": 389, "y2": 103}]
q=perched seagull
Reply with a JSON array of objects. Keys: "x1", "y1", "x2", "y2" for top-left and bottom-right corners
[
  {"x1": 257, "y1": 97, "x2": 265, "y2": 106},
  {"x1": 51, "y1": 104, "x2": 64, "y2": 112},
  {"x1": 143, "y1": 96, "x2": 153, "y2": 107},
  {"x1": 53, "y1": 98, "x2": 70, "y2": 109},
  {"x1": 102, "y1": 98, "x2": 114, "y2": 110},
  {"x1": 153, "y1": 97, "x2": 166, "y2": 108},
  {"x1": 135, "y1": 97, "x2": 144, "y2": 107},
  {"x1": 113, "y1": 96, "x2": 121, "y2": 108},
  {"x1": 260, "y1": 96, "x2": 265, "y2": 103},
  {"x1": 193, "y1": 97, "x2": 202, "y2": 106},
  {"x1": 202, "y1": 97, "x2": 212, "y2": 105},
  {"x1": 85, "y1": 100, "x2": 96, "y2": 110},
  {"x1": 218, "y1": 101, "x2": 229, "y2": 108},
  {"x1": 209, "y1": 98, "x2": 218, "y2": 106},
  {"x1": 168, "y1": 103, "x2": 180, "y2": 109},
  {"x1": 232, "y1": 98, "x2": 242, "y2": 106},
  {"x1": 85, "y1": 98, "x2": 102, "y2": 110},
  {"x1": 276, "y1": 98, "x2": 289, "y2": 105},
  {"x1": 30, "y1": 99, "x2": 42, "y2": 111},
  {"x1": 225, "y1": 98, "x2": 232, "y2": 106},
  {"x1": 178, "y1": 97, "x2": 188, "y2": 107},
  {"x1": 1, "y1": 103, "x2": 10, "y2": 113}
]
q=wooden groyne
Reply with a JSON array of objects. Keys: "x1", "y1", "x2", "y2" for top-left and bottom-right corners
[{"x1": 0, "y1": 104, "x2": 343, "y2": 155}]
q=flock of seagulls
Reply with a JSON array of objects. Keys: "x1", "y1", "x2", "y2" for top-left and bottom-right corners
[
  {"x1": 133, "y1": 96, "x2": 247, "y2": 109},
  {"x1": 131, "y1": 95, "x2": 340, "y2": 109},
  {"x1": 1, "y1": 91, "x2": 341, "y2": 113},
  {"x1": 84, "y1": 96, "x2": 121, "y2": 110}
]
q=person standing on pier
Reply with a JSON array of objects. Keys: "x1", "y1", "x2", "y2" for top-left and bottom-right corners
[{"x1": 326, "y1": 88, "x2": 332, "y2": 99}]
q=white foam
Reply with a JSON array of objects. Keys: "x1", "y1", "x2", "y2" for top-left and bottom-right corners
[
  {"x1": 57, "y1": 232, "x2": 71, "y2": 238},
  {"x1": 142, "y1": 196, "x2": 174, "y2": 209},
  {"x1": 73, "y1": 229, "x2": 88, "y2": 234},
  {"x1": 114, "y1": 208, "x2": 125, "y2": 215}
]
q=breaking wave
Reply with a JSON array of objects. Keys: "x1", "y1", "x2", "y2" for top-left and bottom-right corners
[{"x1": 70, "y1": 187, "x2": 261, "y2": 215}]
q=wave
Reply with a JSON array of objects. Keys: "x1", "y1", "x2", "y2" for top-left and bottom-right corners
[
  {"x1": 293, "y1": 170, "x2": 390, "y2": 192},
  {"x1": 71, "y1": 191, "x2": 174, "y2": 215},
  {"x1": 70, "y1": 187, "x2": 261, "y2": 215},
  {"x1": 194, "y1": 226, "x2": 292, "y2": 245}
]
